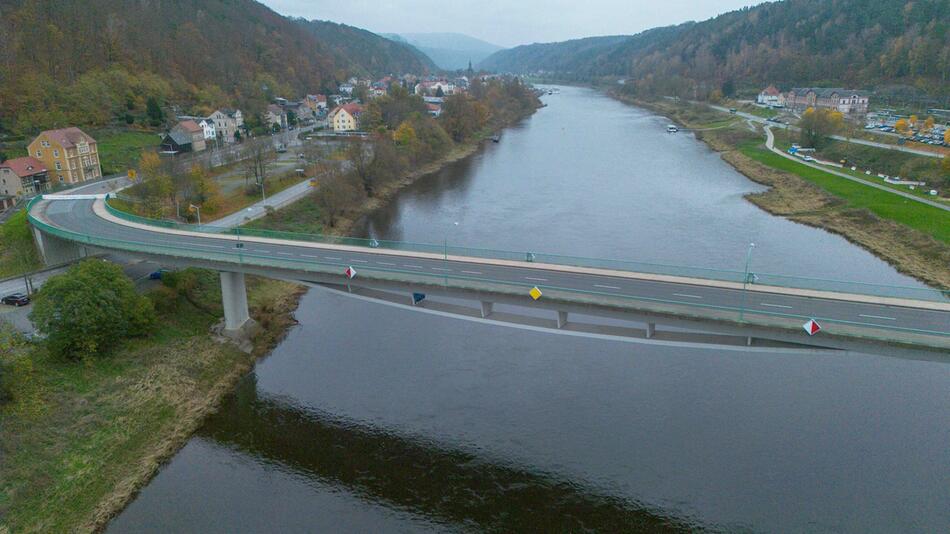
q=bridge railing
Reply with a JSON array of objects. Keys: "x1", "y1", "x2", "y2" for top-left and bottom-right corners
[
  {"x1": 100, "y1": 197, "x2": 950, "y2": 303},
  {"x1": 29, "y1": 207, "x2": 950, "y2": 348}
]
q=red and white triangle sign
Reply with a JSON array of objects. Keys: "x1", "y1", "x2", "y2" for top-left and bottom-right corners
[
  {"x1": 802, "y1": 319, "x2": 821, "y2": 336},
  {"x1": 344, "y1": 266, "x2": 357, "y2": 279}
]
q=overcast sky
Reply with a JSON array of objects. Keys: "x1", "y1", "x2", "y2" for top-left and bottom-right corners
[{"x1": 260, "y1": 0, "x2": 764, "y2": 48}]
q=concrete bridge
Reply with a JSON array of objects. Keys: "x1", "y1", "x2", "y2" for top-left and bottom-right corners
[{"x1": 26, "y1": 195, "x2": 950, "y2": 357}]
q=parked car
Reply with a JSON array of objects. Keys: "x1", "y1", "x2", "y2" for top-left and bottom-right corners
[
  {"x1": 148, "y1": 269, "x2": 169, "y2": 280},
  {"x1": 2, "y1": 293, "x2": 30, "y2": 306}
]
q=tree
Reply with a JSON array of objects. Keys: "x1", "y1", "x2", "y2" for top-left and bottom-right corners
[
  {"x1": 345, "y1": 138, "x2": 373, "y2": 195},
  {"x1": 799, "y1": 108, "x2": 843, "y2": 148},
  {"x1": 440, "y1": 94, "x2": 489, "y2": 142},
  {"x1": 909, "y1": 115, "x2": 919, "y2": 129},
  {"x1": 721, "y1": 78, "x2": 736, "y2": 97},
  {"x1": 435, "y1": 86, "x2": 445, "y2": 97},
  {"x1": 30, "y1": 260, "x2": 155, "y2": 361},
  {"x1": 392, "y1": 121, "x2": 418, "y2": 149},
  {"x1": 944, "y1": 129, "x2": 950, "y2": 145},
  {"x1": 895, "y1": 118, "x2": 910, "y2": 134},
  {"x1": 286, "y1": 109, "x2": 297, "y2": 126},
  {"x1": 146, "y1": 96, "x2": 164, "y2": 127},
  {"x1": 134, "y1": 152, "x2": 173, "y2": 217},
  {"x1": 923, "y1": 116, "x2": 935, "y2": 132},
  {"x1": 242, "y1": 144, "x2": 272, "y2": 195}
]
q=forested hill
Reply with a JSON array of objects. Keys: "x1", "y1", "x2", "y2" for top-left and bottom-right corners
[
  {"x1": 478, "y1": 35, "x2": 635, "y2": 74},
  {"x1": 480, "y1": 0, "x2": 950, "y2": 98},
  {"x1": 298, "y1": 21, "x2": 437, "y2": 77},
  {"x1": 0, "y1": 0, "x2": 435, "y2": 133}
]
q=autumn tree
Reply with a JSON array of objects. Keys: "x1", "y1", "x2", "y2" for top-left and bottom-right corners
[
  {"x1": 895, "y1": 118, "x2": 910, "y2": 134},
  {"x1": 345, "y1": 138, "x2": 374, "y2": 195},
  {"x1": 799, "y1": 108, "x2": 844, "y2": 148},
  {"x1": 134, "y1": 152, "x2": 173, "y2": 217},
  {"x1": 440, "y1": 94, "x2": 490, "y2": 142},
  {"x1": 922, "y1": 116, "x2": 935, "y2": 132}
]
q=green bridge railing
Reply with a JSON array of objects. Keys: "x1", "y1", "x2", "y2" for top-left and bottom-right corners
[{"x1": 101, "y1": 197, "x2": 950, "y2": 304}]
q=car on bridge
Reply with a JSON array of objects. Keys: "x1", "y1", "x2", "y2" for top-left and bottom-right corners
[{"x1": 2, "y1": 293, "x2": 31, "y2": 306}]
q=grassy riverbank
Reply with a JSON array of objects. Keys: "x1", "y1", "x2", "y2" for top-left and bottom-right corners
[
  {"x1": 613, "y1": 93, "x2": 950, "y2": 288},
  {"x1": 0, "y1": 270, "x2": 304, "y2": 533}
]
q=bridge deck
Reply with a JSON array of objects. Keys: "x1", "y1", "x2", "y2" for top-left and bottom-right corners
[{"x1": 28, "y1": 197, "x2": 950, "y2": 351}]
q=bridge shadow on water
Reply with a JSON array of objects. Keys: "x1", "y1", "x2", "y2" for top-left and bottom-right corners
[{"x1": 199, "y1": 376, "x2": 710, "y2": 533}]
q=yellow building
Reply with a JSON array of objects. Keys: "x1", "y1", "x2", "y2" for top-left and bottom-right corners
[
  {"x1": 27, "y1": 127, "x2": 103, "y2": 186},
  {"x1": 329, "y1": 103, "x2": 363, "y2": 132}
]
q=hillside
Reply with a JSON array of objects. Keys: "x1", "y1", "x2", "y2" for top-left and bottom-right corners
[
  {"x1": 386, "y1": 32, "x2": 503, "y2": 70},
  {"x1": 480, "y1": 0, "x2": 950, "y2": 99},
  {"x1": 479, "y1": 35, "x2": 635, "y2": 76},
  {"x1": 0, "y1": 0, "x2": 434, "y2": 134},
  {"x1": 300, "y1": 21, "x2": 437, "y2": 77}
]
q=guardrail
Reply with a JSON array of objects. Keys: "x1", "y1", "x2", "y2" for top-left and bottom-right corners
[
  {"x1": 100, "y1": 197, "x2": 950, "y2": 303},
  {"x1": 27, "y1": 202, "x2": 950, "y2": 346}
]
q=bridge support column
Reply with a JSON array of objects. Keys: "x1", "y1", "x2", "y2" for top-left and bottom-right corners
[
  {"x1": 645, "y1": 322, "x2": 656, "y2": 339},
  {"x1": 747, "y1": 336, "x2": 754, "y2": 347},
  {"x1": 220, "y1": 271, "x2": 250, "y2": 332},
  {"x1": 480, "y1": 301, "x2": 493, "y2": 318},
  {"x1": 557, "y1": 311, "x2": 568, "y2": 329},
  {"x1": 32, "y1": 227, "x2": 86, "y2": 266}
]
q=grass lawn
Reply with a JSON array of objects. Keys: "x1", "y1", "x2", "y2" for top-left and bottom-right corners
[
  {"x1": 244, "y1": 192, "x2": 323, "y2": 234},
  {"x1": 740, "y1": 141, "x2": 950, "y2": 244},
  {"x1": 94, "y1": 130, "x2": 161, "y2": 176},
  {"x1": 0, "y1": 268, "x2": 302, "y2": 533}
]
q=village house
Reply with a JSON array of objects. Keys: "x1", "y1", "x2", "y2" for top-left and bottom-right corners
[
  {"x1": 208, "y1": 109, "x2": 244, "y2": 143},
  {"x1": 329, "y1": 103, "x2": 363, "y2": 132},
  {"x1": 785, "y1": 88, "x2": 870, "y2": 115},
  {"x1": 338, "y1": 83, "x2": 355, "y2": 96},
  {"x1": 265, "y1": 104, "x2": 288, "y2": 130},
  {"x1": 27, "y1": 127, "x2": 102, "y2": 185},
  {"x1": 426, "y1": 103, "x2": 442, "y2": 117},
  {"x1": 756, "y1": 85, "x2": 783, "y2": 107},
  {"x1": 198, "y1": 118, "x2": 216, "y2": 140},
  {"x1": 306, "y1": 94, "x2": 328, "y2": 114},
  {"x1": 0, "y1": 157, "x2": 49, "y2": 199},
  {"x1": 414, "y1": 80, "x2": 456, "y2": 97},
  {"x1": 160, "y1": 120, "x2": 206, "y2": 153}
]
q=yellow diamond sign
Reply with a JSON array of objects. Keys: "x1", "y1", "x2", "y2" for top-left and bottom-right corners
[{"x1": 529, "y1": 286, "x2": 542, "y2": 300}]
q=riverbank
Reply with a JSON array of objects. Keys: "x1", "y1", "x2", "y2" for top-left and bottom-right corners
[
  {"x1": 0, "y1": 271, "x2": 305, "y2": 533},
  {"x1": 612, "y1": 92, "x2": 950, "y2": 289}
]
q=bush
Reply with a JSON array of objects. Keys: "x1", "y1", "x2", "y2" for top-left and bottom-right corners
[{"x1": 29, "y1": 260, "x2": 156, "y2": 360}]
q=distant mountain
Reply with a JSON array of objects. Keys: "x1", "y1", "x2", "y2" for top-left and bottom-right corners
[
  {"x1": 478, "y1": 35, "x2": 634, "y2": 75},
  {"x1": 299, "y1": 21, "x2": 437, "y2": 76},
  {"x1": 384, "y1": 32, "x2": 503, "y2": 70},
  {"x1": 0, "y1": 0, "x2": 437, "y2": 133},
  {"x1": 478, "y1": 0, "x2": 950, "y2": 98}
]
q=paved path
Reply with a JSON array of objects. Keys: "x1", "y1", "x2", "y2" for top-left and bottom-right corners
[
  {"x1": 211, "y1": 179, "x2": 316, "y2": 228},
  {"x1": 764, "y1": 127, "x2": 950, "y2": 212}
]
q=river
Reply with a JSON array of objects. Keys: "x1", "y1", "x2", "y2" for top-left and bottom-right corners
[{"x1": 108, "y1": 86, "x2": 950, "y2": 533}]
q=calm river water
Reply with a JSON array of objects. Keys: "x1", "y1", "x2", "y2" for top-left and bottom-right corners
[{"x1": 109, "y1": 86, "x2": 949, "y2": 533}]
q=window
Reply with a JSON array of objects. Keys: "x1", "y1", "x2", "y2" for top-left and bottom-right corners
[
  {"x1": 55, "y1": 162, "x2": 62, "y2": 170},
  {"x1": 58, "y1": 175, "x2": 64, "y2": 182},
  {"x1": 42, "y1": 140, "x2": 50, "y2": 148},
  {"x1": 53, "y1": 149, "x2": 59, "y2": 157},
  {"x1": 35, "y1": 150, "x2": 42, "y2": 158}
]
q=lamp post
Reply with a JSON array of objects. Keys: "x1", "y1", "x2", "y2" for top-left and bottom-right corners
[
  {"x1": 189, "y1": 204, "x2": 201, "y2": 226},
  {"x1": 739, "y1": 242, "x2": 755, "y2": 321}
]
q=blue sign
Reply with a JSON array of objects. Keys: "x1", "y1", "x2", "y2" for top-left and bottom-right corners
[{"x1": 412, "y1": 293, "x2": 426, "y2": 304}]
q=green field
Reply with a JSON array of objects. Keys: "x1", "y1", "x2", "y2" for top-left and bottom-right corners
[
  {"x1": 94, "y1": 130, "x2": 161, "y2": 175},
  {"x1": 244, "y1": 192, "x2": 324, "y2": 234},
  {"x1": 740, "y1": 141, "x2": 950, "y2": 244}
]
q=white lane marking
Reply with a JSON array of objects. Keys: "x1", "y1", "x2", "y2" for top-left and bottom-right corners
[
  {"x1": 403, "y1": 264, "x2": 424, "y2": 269},
  {"x1": 859, "y1": 314, "x2": 897, "y2": 321},
  {"x1": 526, "y1": 277, "x2": 549, "y2": 282},
  {"x1": 350, "y1": 259, "x2": 369, "y2": 263},
  {"x1": 253, "y1": 249, "x2": 271, "y2": 254},
  {"x1": 431, "y1": 267, "x2": 452, "y2": 272},
  {"x1": 674, "y1": 293, "x2": 703, "y2": 299},
  {"x1": 196, "y1": 243, "x2": 225, "y2": 249},
  {"x1": 378, "y1": 261, "x2": 397, "y2": 266},
  {"x1": 461, "y1": 270, "x2": 483, "y2": 275},
  {"x1": 594, "y1": 284, "x2": 621, "y2": 290},
  {"x1": 277, "y1": 252, "x2": 294, "y2": 256},
  {"x1": 761, "y1": 303, "x2": 793, "y2": 309},
  {"x1": 301, "y1": 254, "x2": 321, "y2": 259},
  {"x1": 325, "y1": 256, "x2": 342, "y2": 260}
]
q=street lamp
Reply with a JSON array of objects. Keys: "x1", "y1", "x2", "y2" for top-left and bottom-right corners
[
  {"x1": 189, "y1": 204, "x2": 201, "y2": 226},
  {"x1": 739, "y1": 242, "x2": 755, "y2": 321}
]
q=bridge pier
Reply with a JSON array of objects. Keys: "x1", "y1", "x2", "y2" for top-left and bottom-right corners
[
  {"x1": 480, "y1": 301, "x2": 493, "y2": 318},
  {"x1": 557, "y1": 311, "x2": 568, "y2": 329},
  {"x1": 220, "y1": 271, "x2": 251, "y2": 332},
  {"x1": 645, "y1": 322, "x2": 656, "y2": 339},
  {"x1": 32, "y1": 227, "x2": 86, "y2": 266}
]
